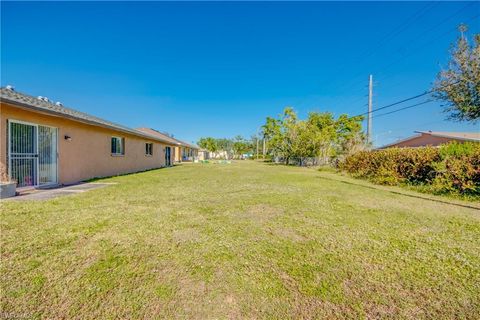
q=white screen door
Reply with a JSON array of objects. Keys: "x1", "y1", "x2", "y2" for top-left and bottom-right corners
[
  {"x1": 9, "y1": 121, "x2": 38, "y2": 187},
  {"x1": 9, "y1": 121, "x2": 58, "y2": 187},
  {"x1": 38, "y1": 125, "x2": 58, "y2": 185}
]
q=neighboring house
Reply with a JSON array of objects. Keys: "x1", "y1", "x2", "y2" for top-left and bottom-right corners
[
  {"x1": 136, "y1": 127, "x2": 183, "y2": 163},
  {"x1": 380, "y1": 131, "x2": 480, "y2": 149},
  {"x1": 168, "y1": 138, "x2": 198, "y2": 162},
  {"x1": 0, "y1": 87, "x2": 177, "y2": 188},
  {"x1": 209, "y1": 150, "x2": 230, "y2": 159},
  {"x1": 198, "y1": 149, "x2": 210, "y2": 161},
  {"x1": 180, "y1": 143, "x2": 199, "y2": 162},
  {"x1": 136, "y1": 127, "x2": 199, "y2": 162}
]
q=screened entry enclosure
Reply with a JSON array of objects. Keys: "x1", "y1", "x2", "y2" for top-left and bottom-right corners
[{"x1": 8, "y1": 121, "x2": 58, "y2": 187}]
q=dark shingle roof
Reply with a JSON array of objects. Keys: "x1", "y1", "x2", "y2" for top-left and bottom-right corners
[
  {"x1": 170, "y1": 137, "x2": 199, "y2": 150},
  {"x1": 136, "y1": 127, "x2": 199, "y2": 149},
  {"x1": 136, "y1": 127, "x2": 183, "y2": 145},
  {"x1": 0, "y1": 87, "x2": 176, "y2": 145}
]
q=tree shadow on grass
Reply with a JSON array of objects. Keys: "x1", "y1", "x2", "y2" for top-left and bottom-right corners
[{"x1": 315, "y1": 175, "x2": 480, "y2": 211}]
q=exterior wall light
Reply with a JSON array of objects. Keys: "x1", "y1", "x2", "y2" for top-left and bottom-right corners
[{"x1": 64, "y1": 135, "x2": 72, "y2": 141}]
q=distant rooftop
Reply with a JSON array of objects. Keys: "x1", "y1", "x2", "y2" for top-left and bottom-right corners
[
  {"x1": 415, "y1": 131, "x2": 480, "y2": 141},
  {"x1": 379, "y1": 130, "x2": 480, "y2": 149}
]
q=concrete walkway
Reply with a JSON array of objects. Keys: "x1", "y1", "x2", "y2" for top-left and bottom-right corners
[{"x1": 4, "y1": 182, "x2": 116, "y2": 201}]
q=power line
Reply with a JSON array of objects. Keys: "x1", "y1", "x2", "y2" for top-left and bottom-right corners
[
  {"x1": 375, "y1": 12, "x2": 479, "y2": 83},
  {"x1": 353, "y1": 80, "x2": 460, "y2": 118},
  {"x1": 329, "y1": 3, "x2": 440, "y2": 95},
  {"x1": 330, "y1": 3, "x2": 476, "y2": 107},
  {"x1": 350, "y1": 2, "x2": 439, "y2": 71},
  {"x1": 355, "y1": 91, "x2": 431, "y2": 117},
  {"x1": 375, "y1": 2, "x2": 477, "y2": 83},
  {"x1": 372, "y1": 99, "x2": 435, "y2": 119},
  {"x1": 289, "y1": 2, "x2": 442, "y2": 110},
  {"x1": 292, "y1": 3, "x2": 476, "y2": 116},
  {"x1": 374, "y1": 119, "x2": 446, "y2": 137}
]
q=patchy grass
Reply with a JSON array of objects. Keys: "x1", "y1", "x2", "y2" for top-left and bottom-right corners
[{"x1": 1, "y1": 161, "x2": 479, "y2": 319}]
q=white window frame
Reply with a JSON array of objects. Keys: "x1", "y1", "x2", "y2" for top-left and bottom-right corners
[
  {"x1": 145, "y1": 142, "x2": 153, "y2": 156},
  {"x1": 111, "y1": 136, "x2": 125, "y2": 156}
]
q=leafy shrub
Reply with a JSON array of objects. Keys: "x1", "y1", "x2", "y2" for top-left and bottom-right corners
[
  {"x1": 339, "y1": 142, "x2": 480, "y2": 196},
  {"x1": 432, "y1": 143, "x2": 480, "y2": 195},
  {"x1": 439, "y1": 140, "x2": 479, "y2": 158}
]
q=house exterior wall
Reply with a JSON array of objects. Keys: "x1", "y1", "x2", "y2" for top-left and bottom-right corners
[
  {"x1": 1, "y1": 102, "x2": 174, "y2": 185},
  {"x1": 174, "y1": 146, "x2": 181, "y2": 163},
  {"x1": 388, "y1": 134, "x2": 461, "y2": 148}
]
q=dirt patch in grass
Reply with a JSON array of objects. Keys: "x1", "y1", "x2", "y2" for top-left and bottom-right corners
[
  {"x1": 276, "y1": 270, "x2": 354, "y2": 319},
  {"x1": 270, "y1": 227, "x2": 307, "y2": 242},
  {"x1": 172, "y1": 228, "x2": 202, "y2": 245},
  {"x1": 239, "y1": 203, "x2": 284, "y2": 223}
]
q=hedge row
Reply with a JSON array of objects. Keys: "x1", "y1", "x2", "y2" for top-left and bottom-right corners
[{"x1": 339, "y1": 142, "x2": 480, "y2": 196}]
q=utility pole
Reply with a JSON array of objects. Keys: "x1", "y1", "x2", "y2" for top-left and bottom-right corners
[
  {"x1": 262, "y1": 138, "x2": 266, "y2": 158},
  {"x1": 368, "y1": 74, "x2": 373, "y2": 145},
  {"x1": 256, "y1": 132, "x2": 259, "y2": 160}
]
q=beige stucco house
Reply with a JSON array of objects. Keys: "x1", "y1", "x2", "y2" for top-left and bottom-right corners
[
  {"x1": 1, "y1": 87, "x2": 178, "y2": 188},
  {"x1": 380, "y1": 131, "x2": 480, "y2": 149}
]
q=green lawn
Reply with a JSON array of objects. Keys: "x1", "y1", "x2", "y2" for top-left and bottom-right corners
[{"x1": 1, "y1": 161, "x2": 479, "y2": 319}]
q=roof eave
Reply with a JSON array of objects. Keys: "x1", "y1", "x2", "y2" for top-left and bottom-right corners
[
  {"x1": 378, "y1": 133, "x2": 423, "y2": 149},
  {"x1": 415, "y1": 131, "x2": 480, "y2": 142},
  {"x1": 1, "y1": 97, "x2": 175, "y2": 145}
]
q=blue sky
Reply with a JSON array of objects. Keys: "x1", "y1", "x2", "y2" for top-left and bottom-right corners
[{"x1": 1, "y1": 1, "x2": 479, "y2": 146}]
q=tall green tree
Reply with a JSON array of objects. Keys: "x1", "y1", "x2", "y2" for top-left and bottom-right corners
[
  {"x1": 197, "y1": 137, "x2": 218, "y2": 153},
  {"x1": 216, "y1": 138, "x2": 233, "y2": 158},
  {"x1": 335, "y1": 114, "x2": 366, "y2": 157},
  {"x1": 261, "y1": 116, "x2": 283, "y2": 158},
  {"x1": 280, "y1": 107, "x2": 299, "y2": 164},
  {"x1": 433, "y1": 25, "x2": 480, "y2": 122},
  {"x1": 261, "y1": 107, "x2": 366, "y2": 166},
  {"x1": 232, "y1": 136, "x2": 250, "y2": 158},
  {"x1": 198, "y1": 136, "x2": 256, "y2": 159},
  {"x1": 306, "y1": 112, "x2": 337, "y2": 164}
]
